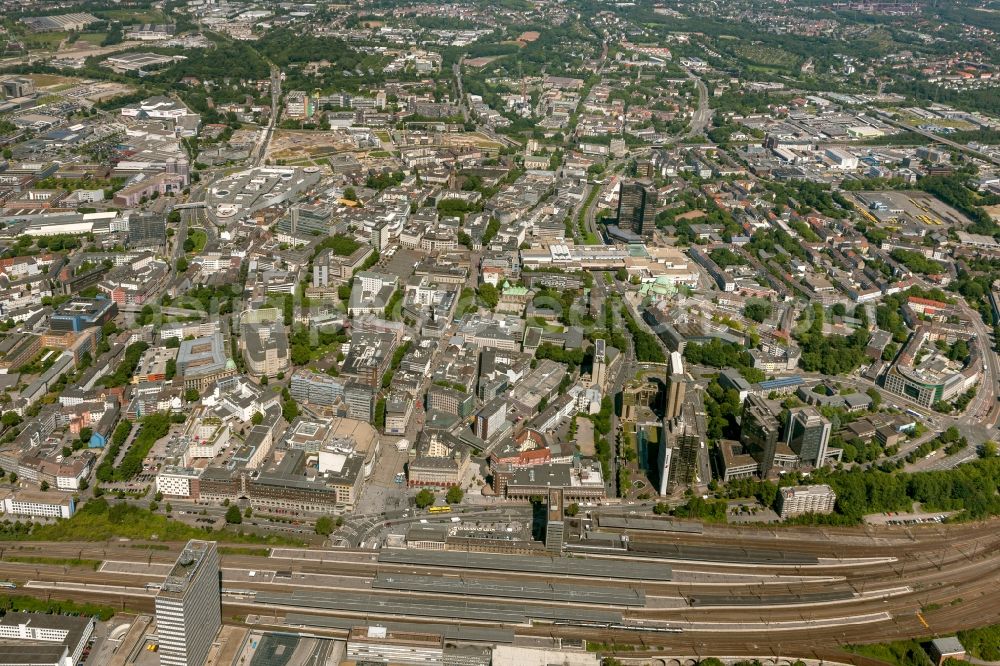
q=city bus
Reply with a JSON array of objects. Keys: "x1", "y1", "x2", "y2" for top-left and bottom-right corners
[{"x1": 428, "y1": 505, "x2": 452, "y2": 514}]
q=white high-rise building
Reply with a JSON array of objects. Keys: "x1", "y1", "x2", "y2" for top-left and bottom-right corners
[
  {"x1": 777, "y1": 484, "x2": 837, "y2": 519},
  {"x1": 155, "y1": 540, "x2": 221, "y2": 666}
]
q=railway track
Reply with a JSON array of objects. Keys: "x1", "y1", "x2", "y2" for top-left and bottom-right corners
[{"x1": 3, "y1": 519, "x2": 1000, "y2": 662}]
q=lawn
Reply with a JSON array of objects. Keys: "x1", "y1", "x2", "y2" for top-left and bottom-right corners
[
  {"x1": 188, "y1": 229, "x2": 208, "y2": 253},
  {"x1": 848, "y1": 639, "x2": 933, "y2": 666},
  {"x1": 28, "y1": 498, "x2": 305, "y2": 546},
  {"x1": 3, "y1": 555, "x2": 102, "y2": 570},
  {"x1": 25, "y1": 73, "x2": 80, "y2": 87},
  {"x1": 21, "y1": 31, "x2": 68, "y2": 51},
  {"x1": 96, "y1": 8, "x2": 168, "y2": 23},
  {"x1": 731, "y1": 43, "x2": 799, "y2": 70},
  {"x1": 76, "y1": 33, "x2": 107, "y2": 46}
]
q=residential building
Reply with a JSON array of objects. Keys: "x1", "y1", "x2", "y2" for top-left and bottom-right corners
[
  {"x1": 496, "y1": 460, "x2": 606, "y2": 501},
  {"x1": 407, "y1": 433, "x2": 471, "y2": 488},
  {"x1": 714, "y1": 439, "x2": 759, "y2": 482},
  {"x1": 426, "y1": 384, "x2": 475, "y2": 419},
  {"x1": 290, "y1": 368, "x2": 344, "y2": 407},
  {"x1": 240, "y1": 321, "x2": 290, "y2": 377},
  {"x1": 177, "y1": 333, "x2": 236, "y2": 391},
  {"x1": 345, "y1": 382, "x2": 377, "y2": 423},
  {"x1": 777, "y1": 484, "x2": 837, "y2": 519},
  {"x1": 384, "y1": 391, "x2": 414, "y2": 436},
  {"x1": 1, "y1": 490, "x2": 75, "y2": 519},
  {"x1": 0, "y1": 612, "x2": 95, "y2": 666},
  {"x1": 342, "y1": 331, "x2": 397, "y2": 387},
  {"x1": 474, "y1": 397, "x2": 508, "y2": 442},
  {"x1": 49, "y1": 297, "x2": 117, "y2": 333}
]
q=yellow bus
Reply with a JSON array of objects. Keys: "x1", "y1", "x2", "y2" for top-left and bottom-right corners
[{"x1": 428, "y1": 505, "x2": 452, "y2": 514}]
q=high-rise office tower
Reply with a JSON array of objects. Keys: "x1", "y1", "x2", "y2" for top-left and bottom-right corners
[
  {"x1": 740, "y1": 394, "x2": 780, "y2": 476},
  {"x1": 591, "y1": 338, "x2": 607, "y2": 388},
  {"x1": 785, "y1": 407, "x2": 831, "y2": 468},
  {"x1": 616, "y1": 181, "x2": 657, "y2": 239},
  {"x1": 665, "y1": 351, "x2": 688, "y2": 421},
  {"x1": 155, "y1": 540, "x2": 221, "y2": 666},
  {"x1": 658, "y1": 391, "x2": 706, "y2": 495},
  {"x1": 127, "y1": 211, "x2": 166, "y2": 248}
]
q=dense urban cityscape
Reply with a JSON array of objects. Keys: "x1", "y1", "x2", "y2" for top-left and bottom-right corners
[{"x1": 1, "y1": 0, "x2": 1000, "y2": 664}]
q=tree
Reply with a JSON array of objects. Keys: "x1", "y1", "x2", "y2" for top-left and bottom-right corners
[
  {"x1": 343, "y1": 187, "x2": 357, "y2": 201},
  {"x1": 565, "y1": 502, "x2": 579, "y2": 517},
  {"x1": 315, "y1": 515, "x2": 335, "y2": 535},
  {"x1": 79, "y1": 427, "x2": 92, "y2": 443},
  {"x1": 184, "y1": 388, "x2": 200, "y2": 402},
  {"x1": 477, "y1": 283, "x2": 499, "y2": 309},
  {"x1": 866, "y1": 388, "x2": 882, "y2": 410},
  {"x1": 291, "y1": 343, "x2": 311, "y2": 366},
  {"x1": 1, "y1": 412, "x2": 22, "y2": 428},
  {"x1": 282, "y1": 398, "x2": 299, "y2": 422},
  {"x1": 165, "y1": 503, "x2": 172, "y2": 514},
  {"x1": 981, "y1": 441, "x2": 998, "y2": 458},
  {"x1": 251, "y1": 412, "x2": 264, "y2": 425},
  {"x1": 149, "y1": 501, "x2": 159, "y2": 512},
  {"x1": 446, "y1": 486, "x2": 464, "y2": 504},
  {"x1": 79, "y1": 479, "x2": 89, "y2": 491},
  {"x1": 414, "y1": 488, "x2": 436, "y2": 509},
  {"x1": 743, "y1": 301, "x2": 772, "y2": 323},
  {"x1": 62, "y1": 446, "x2": 73, "y2": 459},
  {"x1": 154, "y1": 491, "x2": 164, "y2": 502},
  {"x1": 225, "y1": 504, "x2": 243, "y2": 524},
  {"x1": 9, "y1": 473, "x2": 16, "y2": 484},
  {"x1": 39, "y1": 480, "x2": 49, "y2": 492},
  {"x1": 244, "y1": 506, "x2": 253, "y2": 518},
  {"x1": 176, "y1": 257, "x2": 188, "y2": 273}
]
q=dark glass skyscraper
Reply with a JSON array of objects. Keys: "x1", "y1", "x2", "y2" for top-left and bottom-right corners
[{"x1": 617, "y1": 180, "x2": 657, "y2": 239}]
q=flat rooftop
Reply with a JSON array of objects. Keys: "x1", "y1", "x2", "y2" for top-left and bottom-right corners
[
  {"x1": 159, "y1": 539, "x2": 216, "y2": 595},
  {"x1": 377, "y1": 549, "x2": 672, "y2": 581}
]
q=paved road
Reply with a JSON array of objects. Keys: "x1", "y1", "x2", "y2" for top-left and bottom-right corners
[
  {"x1": 685, "y1": 71, "x2": 712, "y2": 138},
  {"x1": 252, "y1": 65, "x2": 281, "y2": 167},
  {"x1": 582, "y1": 182, "x2": 605, "y2": 242},
  {"x1": 875, "y1": 111, "x2": 1000, "y2": 168}
]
